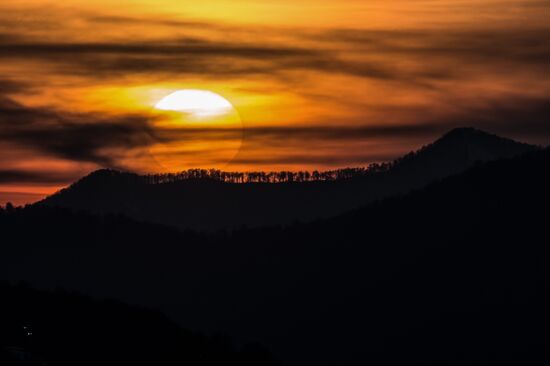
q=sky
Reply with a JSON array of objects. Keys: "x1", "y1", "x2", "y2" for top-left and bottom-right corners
[{"x1": 1, "y1": 0, "x2": 550, "y2": 204}]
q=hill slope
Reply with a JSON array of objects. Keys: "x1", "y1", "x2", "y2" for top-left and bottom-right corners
[
  {"x1": 3, "y1": 146, "x2": 550, "y2": 365},
  {"x1": 40, "y1": 128, "x2": 536, "y2": 231},
  {"x1": 0, "y1": 283, "x2": 276, "y2": 366}
]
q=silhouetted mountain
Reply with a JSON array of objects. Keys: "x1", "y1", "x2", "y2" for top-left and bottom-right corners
[
  {"x1": 39, "y1": 128, "x2": 536, "y2": 231},
  {"x1": 388, "y1": 127, "x2": 537, "y2": 183},
  {"x1": 2, "y1": 147, "x2": 550, "y2": 365}
]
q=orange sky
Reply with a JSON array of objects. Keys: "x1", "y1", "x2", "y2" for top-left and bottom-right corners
[{"x1": 1, "y1": 0, "x2": 550, "y2": 205}]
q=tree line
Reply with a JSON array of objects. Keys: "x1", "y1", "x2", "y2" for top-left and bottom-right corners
[
  {"x1": 142, "y1": 163, "x2": 400, "y2": 184},
  {"x1": 140, "y1": 148, "x2": 430, "y2": 184}
]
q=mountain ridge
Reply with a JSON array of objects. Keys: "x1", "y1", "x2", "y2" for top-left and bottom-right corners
[
  {"x1": 40, "y1": 127, "x2": 538, "y2": 231},
  {"x1": 58, "y1": 127, "x2": 536, "y2": 186}
]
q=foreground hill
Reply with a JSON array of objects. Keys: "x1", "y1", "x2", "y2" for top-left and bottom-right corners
[
  {"x1": 40, "y1": 128, "x2": 536, "y2": 231},
  {"x1": 2, "y1": 147, "x2": 550, "y2": 365},
  {"x1": 0, "y1": 284, "x2": 275, "y2": 366}
]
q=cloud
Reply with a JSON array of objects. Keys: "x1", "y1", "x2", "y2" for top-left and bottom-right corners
[
  {"x1": 0, "y1": 169, "x2": 82, "y2": 185},
  {"x1": 0, "y1": 97, "x2": 158, "y2": 167},
  {"x1": 85, "y1": 14, "x2": 233, "y2": 31},
  {"x1": 244, "y1": 124, "x2": 442, "y2": 141},
  {"x1": 153, "y1": 123, "x2": 441, "y2": 142},
  {"x1": 0, "y1": 36, "x2": 326, "y2": 79},
  {"x1": 313, "y1": 27, "x2": 550, "y2": 82},
  {"x1": 0, "y1": 79, "x2": 29, "y2": 94},
  {"x1": 0, "y1": 22, "x2": 549, "y2": 84}
]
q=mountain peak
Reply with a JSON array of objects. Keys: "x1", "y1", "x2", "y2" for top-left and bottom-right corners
[
  {"x1": 81, "y1": 169, "x2": 110, "y2": 180},
  {"x1": 413, "y1": 127, "x2": 536, "y2": 156},
  {"x1": 47, "y1": 169, "x2": 140, "y2": 201},
  {"x1": 440, "y1": 127, "x2": 482, "y2": 139},
  {"x1": 437, "y1": 127, "x2": 508, "y2": 143},
  {"x1": 390, "y1": 127, "x2": 537, "y2": 179},
  {"x1": 85, "y1": 168, "x2": 128, "y2": 178}
]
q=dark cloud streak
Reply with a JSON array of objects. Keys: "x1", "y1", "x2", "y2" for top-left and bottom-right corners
[
  {"x1": 0, "y1": 169, "x2": 83, "y2": 185},
  {"x1": 1, "y1": 24, "x2": 548, "y2": 82},
  {"x1": 0, "y1": 97, "x2": 158, "y2": 168}
]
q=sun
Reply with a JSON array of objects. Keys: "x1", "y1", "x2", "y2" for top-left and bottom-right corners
[
  {"x1": 149, "y1": 89, "x2": 243, "y2": 172},
  {"x1": 155, "y1": 89, "x2": 235, "y2": 119}
]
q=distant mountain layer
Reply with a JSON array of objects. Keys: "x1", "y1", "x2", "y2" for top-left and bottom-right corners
[
  {"x1": 40, "y1": 128, "x2": 537, "y2": 230},
  {"x1": 3, "y1": 146, "x2": 550, "y2": 365}
]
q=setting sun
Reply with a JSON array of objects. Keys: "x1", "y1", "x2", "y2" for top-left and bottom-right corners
[
  {"x1": 149, "y1": 90, "x2": 243, "y2": 172},
  {"x1": 155, "y1": 90, "x2": 235, "y2": 118}
]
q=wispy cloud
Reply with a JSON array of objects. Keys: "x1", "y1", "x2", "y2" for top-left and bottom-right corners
[
  {"x1": 0, "y1": 169, "x2": 83, "y2": 185},
  {"x1": 0, "y1": 96, "x2": 157, "y2": 167},
  {"x1": 0, "y1": 20, "x2": 548, "y2": 83}
]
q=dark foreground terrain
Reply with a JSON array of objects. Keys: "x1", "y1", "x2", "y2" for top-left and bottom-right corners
[
  {"x1": 2, "y1": 145, "x2": 550, "y2": 365},
  {"x1": 0, "y1": 284, "x2": 275, "y2": 366}
]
